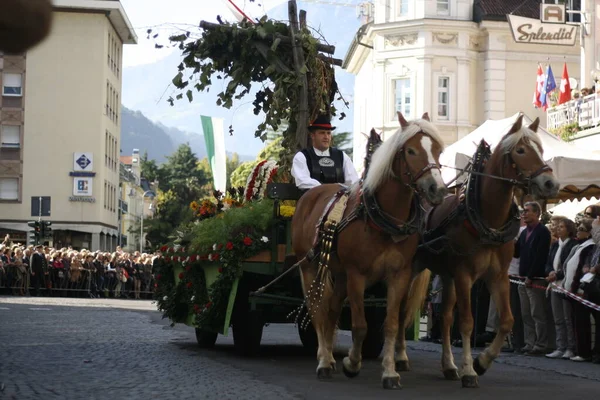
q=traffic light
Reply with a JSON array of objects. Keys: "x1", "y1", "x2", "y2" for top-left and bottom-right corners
[
  {"x1": 41, "y1": 221, "x2": 52, "y2": 238},
  {"x1": 27, "y1": 221, "x2": 41, "y2": 245}
]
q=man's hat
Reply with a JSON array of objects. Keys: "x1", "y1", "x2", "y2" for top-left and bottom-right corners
[
  {"x1": 34, "y1": 244, "x2": 43, "y2": 249},
  {"x1": 308, "y1": 114, "x2": 336, "y2": 131}
]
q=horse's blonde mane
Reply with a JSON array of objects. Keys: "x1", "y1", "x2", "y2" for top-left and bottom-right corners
[
  {"x1": 360, "y1": 119, "x2": 445, "y2": 193},
  {"x1": 499, "y1": 123, "x2": 543, "y2": 155}
]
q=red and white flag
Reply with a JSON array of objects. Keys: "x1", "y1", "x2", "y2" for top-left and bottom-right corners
[
  {"x1": 533, "y1": 64, "x2": 544, "y2": 108},
  {"x1": 558, "y1": 63, "x2": 572, "y2": 105}
]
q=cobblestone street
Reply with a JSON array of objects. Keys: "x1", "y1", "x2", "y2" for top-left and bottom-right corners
[{"x1": 1, "y1": 297, "x2": 598, "y2": 400}]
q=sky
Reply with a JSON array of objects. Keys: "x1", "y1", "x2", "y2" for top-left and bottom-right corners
[{"x1": 118, "y1": 0, "x2": 362, "y2": 158}]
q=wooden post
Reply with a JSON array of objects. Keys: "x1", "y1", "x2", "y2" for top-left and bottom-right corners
[{"x1": 288, "y1": 0, "x2": 309, "y2": 150}]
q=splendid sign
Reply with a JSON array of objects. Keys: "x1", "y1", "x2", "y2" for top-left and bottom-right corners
[{"x1": 507, "y1": 4, "x2": 578, "y2": 47}]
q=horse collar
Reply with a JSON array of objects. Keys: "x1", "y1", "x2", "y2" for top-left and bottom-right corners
[
  {"x1": 464, "y1": 141, "x2": 521, "y2": 245},
  {"x1": 361, "y1": 190, "x2": 421, "y2": 238}
]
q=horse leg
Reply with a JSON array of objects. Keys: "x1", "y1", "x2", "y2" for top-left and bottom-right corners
[
  {"x1": 342, "y1": 268, "x2": 367, "y2": 378},
  {"x1": 474, "y1": 274, "x2": 513, "y2": 376},
  {"x1": 300, "y1": 261, "x2": 335, "y2": 379},
  {"x1": 454, "y1": 270, "x2": 478, "y2": 388},
  {"x1": 380, "y1": 267, "x2": 412, "y2": 389},
  {"x1": 394, "y1": 301, "x2": 410, "y2": 372},
  {"x1": 441, "y1": 276, "x2": 459, "y2": 380},
  {"x1": 324, "y1": 276, "x2": 347, "y2": 372}
]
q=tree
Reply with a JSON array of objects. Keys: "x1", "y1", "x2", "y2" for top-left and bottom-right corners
[
  {"x1": 198, "y1": 153, "x2": 243, "y2": 191},
  {"x1": 333, "y1": 131, "x2": 353, "y2": 159},
  {"x1": 140, "y1": 151, "x2": 162, "y2": 184}
]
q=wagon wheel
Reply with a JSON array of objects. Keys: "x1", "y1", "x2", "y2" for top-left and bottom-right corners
[
  {"x1": 195, "y1": 328, "x2": 218, "y2": 348},
  {"x1": 232, "y1": 310, "x2": 264, "y2": 357},
  {"x1": 361, "y1": 308, "x2": 385, "y2": 359}
]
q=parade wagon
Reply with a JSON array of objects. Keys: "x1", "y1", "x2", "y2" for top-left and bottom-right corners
[{"x1": 154, "y1": 179, "x2": 399, "y2": 358}]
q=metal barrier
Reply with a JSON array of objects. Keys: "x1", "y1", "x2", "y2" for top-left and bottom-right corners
[{"x1": 0, "y1": 266, "x2": 156, "y2": 299}]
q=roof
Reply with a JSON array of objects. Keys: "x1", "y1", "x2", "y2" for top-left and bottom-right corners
[
  {"x1": 52, "y1": 0, "x2": 137, "y2": 44},
  {"x1": 120, "y1": 155, "x2": 133, "y2": 165},
  {"x1": 473, "y1": 0, "x2": 540, "y2": 22}
]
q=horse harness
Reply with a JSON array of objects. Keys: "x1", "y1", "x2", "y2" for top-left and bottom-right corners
[
  {"x1": 419, "y1": 140, "x2": 523, "y2": 255},
  {"x1": 308, "y1": 145, "x2": 439, "y2": 267}
]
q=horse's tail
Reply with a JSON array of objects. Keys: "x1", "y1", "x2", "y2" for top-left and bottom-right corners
[{"x1": 403, "y1": 269, "x2": 431, "y2": 330}]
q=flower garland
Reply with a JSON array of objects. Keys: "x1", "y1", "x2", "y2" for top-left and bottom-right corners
[
  {"x1": 154, "y1": 232, "x2": 271, "y2": 333},
  {"x1": 243, "y1": 160, "x2": 278, "y2": 202},
  {"x1": 244, "y1": 160, "x2": 268, "y2": 202}
]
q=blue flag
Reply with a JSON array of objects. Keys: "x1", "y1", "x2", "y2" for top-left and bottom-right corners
[{"x1": 539, "y1": 65, "x2": 557, "y2": 110}]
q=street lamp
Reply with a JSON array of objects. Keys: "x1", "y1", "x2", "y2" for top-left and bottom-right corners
[{"x1": 139, "y1": 190, "x2": 154, "y2": 253}]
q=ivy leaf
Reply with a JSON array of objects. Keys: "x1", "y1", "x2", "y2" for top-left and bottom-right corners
[
  {"x1": 186, "y1": 90, "x2": 193, "y2": 102},
  {"x1": 172, "y1": 72, "x2": 184, "y2": 87}
]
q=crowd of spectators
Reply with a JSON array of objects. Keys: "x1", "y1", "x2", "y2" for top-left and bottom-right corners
[{"x1": 0, "y1": 238, "x2": 159, "y2": 300}]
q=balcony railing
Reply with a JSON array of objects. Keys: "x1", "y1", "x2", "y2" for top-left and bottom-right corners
[{"x1": 547, "y1": 94, "x2": 600, "y2": 131}]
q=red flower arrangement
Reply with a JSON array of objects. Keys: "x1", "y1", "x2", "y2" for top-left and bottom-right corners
[{"x1": 226, "y1": 242, "x2": 234, "y2": 250}]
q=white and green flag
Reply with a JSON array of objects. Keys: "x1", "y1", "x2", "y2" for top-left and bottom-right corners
[{"x1": 200, "y1": 115, "x2": 226, "y2": 193}]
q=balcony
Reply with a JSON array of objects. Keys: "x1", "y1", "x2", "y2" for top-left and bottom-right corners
[{"x1": 547, "y1": 94, "x2": 600, "y2": 137}]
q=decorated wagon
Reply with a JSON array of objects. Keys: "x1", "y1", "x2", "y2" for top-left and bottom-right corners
[{"x1": 153, "y1": 158, "x2": 395, "y2": 357}]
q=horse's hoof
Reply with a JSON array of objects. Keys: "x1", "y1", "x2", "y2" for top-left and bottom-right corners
[
  {"x1": 330, "y1": 362, "x2": 337, "y2": 372},
  {"x1": 473, "y1": 357, "x2": 487, "y2": 376},
  {"x1": 342, "y1": 364, "x2": 360, "y2": 378},
  {"x1": 443, "y1": 369, "x2": 460, "y2": 380},
  {"x1": 382, "y1": 376, "x2": 402, "y2": 390},
  {"x1": 461, "y1": 375, "x2": 479, "y2": 388},
  {"x1": 395, "y1": 360, "x2": 411, "y2": 372},
  {"x1": 317, "y1": 367, "x2": 333, "y2": 380}
]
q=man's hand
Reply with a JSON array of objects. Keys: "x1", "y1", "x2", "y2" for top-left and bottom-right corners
[
  {"x1": 591, "y1": 266, "x2": 597, "y2": 274},
  {"x1": 546, "y1": 271, "x2": 556, "y2": 282},
  {"x1": 525, "y1": 278, "x2": 533, "y2": 288}
]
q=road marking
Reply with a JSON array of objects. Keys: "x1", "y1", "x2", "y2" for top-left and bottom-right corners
[
  {"x1": 0, "y1": 307, "x2": 10, "y2": 310},
  {"x1": 28, "y1": 307, "x2": 52, "y2": 311}
]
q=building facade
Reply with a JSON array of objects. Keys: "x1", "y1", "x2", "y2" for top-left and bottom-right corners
[
  {"x1": 119, "y1": 149, "x2": 155, "y2": 253},
  {"x1": 0, "y1": 0, "x2": 136, "y2": 250},
  {"x1": 344, "y1": 0, "x2": 581, "y2": 171}
]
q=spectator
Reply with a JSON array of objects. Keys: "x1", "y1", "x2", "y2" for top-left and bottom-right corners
[
  {"x1": 515, "y1": 201, "x2": 552, "y2": 356},
  {"x1": 545, "y1": 217, "x2": 578, "y2": 359}
]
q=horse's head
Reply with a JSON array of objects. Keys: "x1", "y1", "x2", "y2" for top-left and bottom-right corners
[
  {"x1": 499, "y1": 114, "x2": 560, "y2": 199},
  {"x1": 395, "y1": 112, "x2": 447, "y2": 205},
  {"x1": 363, "y1": 112, "x2": 447, "y2": 205}
]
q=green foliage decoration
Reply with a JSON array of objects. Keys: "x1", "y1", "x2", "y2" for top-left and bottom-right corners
[
  {"x1": 549, "y1": 122, "x2": 580, "y2": 142},
  {"x1": 158, "y1": 15, "x2": 343, "y2": 174}
]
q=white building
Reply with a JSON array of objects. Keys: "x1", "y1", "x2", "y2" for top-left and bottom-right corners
[
  {"x1": 0, "y1": 0, "x2": 136, "y2": 250},
  {"x1": 344, "y1": 0, "x2": 582, "y2": 170}
]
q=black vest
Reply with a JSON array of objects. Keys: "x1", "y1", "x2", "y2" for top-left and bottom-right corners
[{"x1": 301, "y1": 147, "x2": 345, "y2": 184}]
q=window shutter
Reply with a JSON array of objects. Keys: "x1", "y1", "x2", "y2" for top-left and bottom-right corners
[
  {"x1": 0, "y1": 178, "x2": 18, "y2": 200},
  {"x1": 1, "y1": 125, "x2": 20, "y2": 146}
]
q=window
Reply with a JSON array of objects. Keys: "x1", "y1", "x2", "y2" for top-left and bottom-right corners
[
  {"x1": 0, "y1": 178, "x2": 18, "y2": 200},
  {"x1": 437, "y1": 0, "x2": 449, "y2": 15},
  {"x1": 397, "y1": 0, "x2": 408, "y2": 16},
  {"x1": 394, "y1": 78, "x2": 412, "y2": 118},
  {"x1": 2, "y1": 73, "x2": 22, "y2": 96},
  {"x1": 1, "y1": 125, "x2": 20, "y2": 147},
  {"x1": 437, "y1": 76, "x2": 449, "y2": 119}
]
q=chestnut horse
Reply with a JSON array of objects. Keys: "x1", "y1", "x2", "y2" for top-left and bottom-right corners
[
  {"x1": 292, "y1": 112, "x2": 447, "y2": 389},
  {"x1": 399, "y1": 115, "x2": 560, "y2": 388},
  {"x1": 0, "y1": 0, "x2": 53, "y2": 54}
]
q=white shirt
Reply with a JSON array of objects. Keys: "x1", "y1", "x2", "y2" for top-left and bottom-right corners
[
  {"x1": 508, "y1": 226, "x2": 527, "y2": 276},
  {"x1": 291, "y1": 147, "x2": 359, "y2": 190}
]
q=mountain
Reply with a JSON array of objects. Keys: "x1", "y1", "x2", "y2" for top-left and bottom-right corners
[
  {"x1": 120, "y1": 106, "x2": 253, "y2": 163},
  {"x1": 120, "y1": 106, "x2": 175, "y2": 162}
]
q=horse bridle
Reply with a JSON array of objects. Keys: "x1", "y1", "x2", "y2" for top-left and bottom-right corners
[
  {"x1": 505, "y1": 152, "x2": 553, "y2": 192},
  {"x1": 393, "y1": 145, "x2": 441, "y2": 191}
]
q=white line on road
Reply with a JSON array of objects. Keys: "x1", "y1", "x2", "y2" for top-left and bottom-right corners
[
  {"x1": 0, "y1": 307, "x2": 10, "y2": 310},
  {"x1": 28, "y1": 308, "x2": 52, "y2": 311}
]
